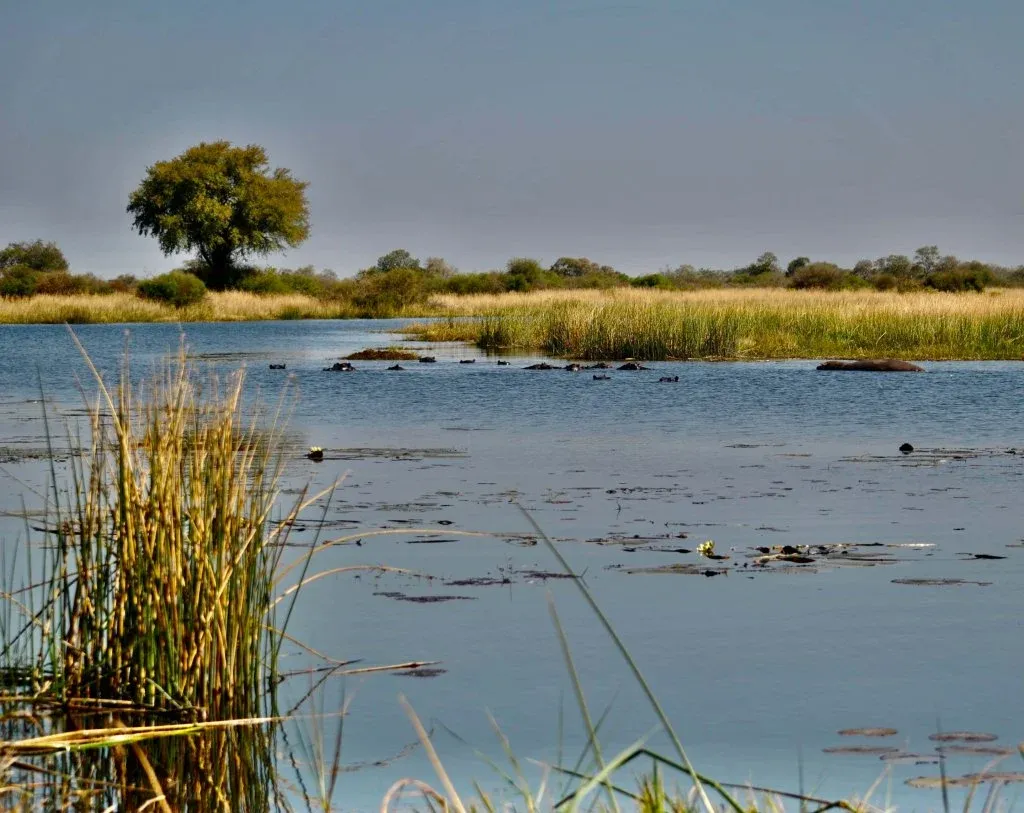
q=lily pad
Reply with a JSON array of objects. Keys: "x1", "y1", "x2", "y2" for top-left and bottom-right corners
[{"x1": 929, "y1": 731, "x2": 999, "y2": 743}]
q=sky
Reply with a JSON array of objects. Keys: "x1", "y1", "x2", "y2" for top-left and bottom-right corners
[{"x1": 1, "y1": 0, "x2": 1022, "y2": 278}]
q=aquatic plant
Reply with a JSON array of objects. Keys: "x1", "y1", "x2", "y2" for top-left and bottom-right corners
[
  {"x1": 409, "y1": 288, "x2": 1024, "y2": 360},
  {"x1": 0, "y1": 338, "x2": 313, "y2": 720}
]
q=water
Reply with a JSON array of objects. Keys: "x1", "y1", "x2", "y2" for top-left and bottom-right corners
[{"x1": 2, "y1": 320, "x2": 1023, "y2": 810}]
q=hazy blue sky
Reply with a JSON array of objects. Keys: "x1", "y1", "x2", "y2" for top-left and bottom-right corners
[{"x1": 2, "y1": 0, "x2": 1022, "y2": 277}]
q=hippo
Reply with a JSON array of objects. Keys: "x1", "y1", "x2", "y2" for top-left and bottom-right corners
[
  {"x1": 387, "y1": 364, "x2": 405, "y2": 371},
  {"x1": 593, "y1": 374, "x2": 611, "y2": 380},
  {"x1": 565, "y1": 363, "x2": 583, "y2": 372},
  {"x1": 459, "y1": 359, "x2": 476, "y2": 364},
  {"x1": 899, "y1": 442, "x2": 914, "y2": 454},
  {"x1": 418, "y1": 356, "x2": 437, "y2": 363},
  {"x1": 816, "y1": 359, "x2": 925, "y2": 372},
  {"x1": 618, "y1": 362, "x2": 650, "y2": 371},
  {"x1": 269, "y1": 363, "x2": 286, "y2": 370},
  {"x1": 524, "y1": 363, "x2": 557, "y2": 370},
  {"x1": 324, "y1": 362, "x2": 356, "y2": 372},
  {"x1": 585, "y1": 363, "x2": 612, "y2": 369},
  {"x1": 658, "y1": 376, "x2": 679, "y2": 383},
  {"x1": 496, "y1": 360, "x2": 510, "y2": 366}
]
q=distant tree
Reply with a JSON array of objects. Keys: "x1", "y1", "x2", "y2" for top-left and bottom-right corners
[
  {"x1": 750, "y1": 252, "x2": 781, "y2": 276},
  {"x1": 549, "y1": 256, "x2": 617, "y2": 278},
  {"x1": 423, "y1": 256, "x2": 456, "y2": 277},
  {"x1": 0, "y1": 240, "x2": 69, "y2": 272},
  {"x1": 876, "y1": 254, "x2": 914, "y2": 279},
  {"x1": 374, "y1": 249, "x2": 421, "y2": 273},
  {"x1": 852, "y1": 259, "x2": 875, "y2": 278},
  {"x1": 126, "y1": 141, "x2": 310, "y2": 289},
  {"x1": 786, "y1": 256, "x2": 810, "y2": 277},
  {"x1": 913, "y1": 245, "x2": 941, "y2": 276},
  {"x1": 505, "y1": 257, "x2": 546, "y2": 291}
]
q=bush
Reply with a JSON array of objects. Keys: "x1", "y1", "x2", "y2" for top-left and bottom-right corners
[
  {"x1": 872, "y1": 273, "x2": 897, "y2": 291},
  {"x1": 138, "y1": 271, "x2": 207, "y2": 307},
  {"x1": 237, "y1": 270, "x2": 291, "y2": 295},
  {"x1": 787, "y1": 263, "x2": 850, "y2": 290},
  {"x1": 925, "y1": 263, "x2": 994, "y2": 292},
  {"x1": 34, "y1": 271, "x2": 106, "y2": 296},
  {"x1": 0, "y1": 265, "x2": 40, "y2": 297},
  {"x1": 631, "y1": 273, "x2": 672, "y2": 289}
]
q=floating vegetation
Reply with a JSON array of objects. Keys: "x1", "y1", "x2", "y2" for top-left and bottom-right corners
[
  {"x1": 893, "y1": 578, "x2": 993, "y2": 587},
  {"x1": 929, "y1": 731, "x2": 1000, "y2": 743},
  {"x1": 880, "y1": 752, "x2": 941, "y2": 764},
  {"x1": 936, "y1": 744, "x2": 1017, "y2": 756},
  {"x1": 344, "y1": 346, "x2": 420, "y2": 360},
  {"x1": 823, "y1": 745, "x2": 900, "y2": 756},
  {"x1": 393, "y1": 667, "x2": 448, "y2": 678},
  {"x1": 838, "y1": 727, "x2": 899, "y2": 737},
  {"x1": 906, "y1": 776, "x2": 977, "y2": 789},
  {"x1": 373, "y1": 591, "x2": 477, "y2": 603}
]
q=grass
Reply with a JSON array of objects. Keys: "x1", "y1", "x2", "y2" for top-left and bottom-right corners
[
  {"x1": 0, "y1": 291, "x2": 360, "y2": 323},
  {"x1": 0, "y1": 336, "x2": 316, "y2": 718},
  {"x1": 408, "y1": 288, "x2": 1024, "y2": 360}
]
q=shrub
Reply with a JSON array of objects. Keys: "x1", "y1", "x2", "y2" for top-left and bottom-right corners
[
  {"x1": 631, "y1": 273, "x2": 672, "y2": 289},
  {"x1": 34, "y1": 271, "x2": 105, "y2": 296},
  {"x1": 0, "y1": 265, "x2": 40, "y2": 297},
  {"x1": 238, "y1": 270, "x2": 291, "y2": 295},
  {"x1": 137, "y1": 271, "x2": 207, "y2": 307},
  {"x1": 925, "y1": 263, "x2": 994, "y2": 293},
  {"x1": 872, "y1": 273, "x2": 897, "y2": 291},
  {"x1": 787, "y1": 263, "x2": 849, "y2": 290}
]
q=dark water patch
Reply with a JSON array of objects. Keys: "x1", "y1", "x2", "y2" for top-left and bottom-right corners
[
  {"x1": 936, "y1": 745, "x2": 1017, "y2": 756},
  {"x1": 929, "y1": 731, "x2": 999, "y2": 743},
  {"x1": 823, "y1": 745, "x2": 900, "y2": 756},
  {"x1": 519, "y1": 570, "x2": 577, "y2": 580},
  {"x1": 838, "y1": 727, "x2": 898, "y2": 737},
  {"x1": 893, "y1": 579, "x2": 992, "y2": 587},
  {"x1": 906, "y1": 776, "x2": 976, "y2": 789},
  {"x1": 393, "y1": 667, "x2": 448, "y2": 678},
  {"x1": 373, "y1": 591, "x2": 477, "y2": 603},
  {"x1": 622, "y1": 563, "x2": 729, "y2": 577},
  {"x1": 958, "y1": 553, "x2": 1007, "y2": 560},
  {"x1": 881, "y1": 753, "x2": 941, "y2": 765},
  {"x1": 406, "y1": 538, "x2": 459, "y2": 544}
]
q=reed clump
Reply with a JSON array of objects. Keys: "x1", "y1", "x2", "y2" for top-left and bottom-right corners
[
  {"x1": 0, "y1": 345, "x2": 300, "y2": 720},
  {"x1": 413, "y1": 288, "x2": 1024, "y2": 359}
]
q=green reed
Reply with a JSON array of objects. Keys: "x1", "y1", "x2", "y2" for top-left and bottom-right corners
[
  {"x1": 0, "y1": 342, "x2": 306, "y2": 722},
  {"x1": 410, "y1": 292, "x2": 1024, "y2": 359}
]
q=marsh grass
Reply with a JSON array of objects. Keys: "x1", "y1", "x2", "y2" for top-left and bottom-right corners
[
  {"x1": 0, "y1": 291, "x2": 358, "y2": 324},
  {"x1": 0, "y1": 336, "x2": 313, "y2": 719},
  {"x1": 411, "y1": 288, "x2": 1024, "y2": 360}
]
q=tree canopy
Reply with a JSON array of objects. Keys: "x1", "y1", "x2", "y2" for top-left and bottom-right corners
[
  {"x1": 126, "y1": 141, "x2": 310, "y2": 289},
  {"x1": 0, "y1": 240, "x2": 69, "y2": 272}
]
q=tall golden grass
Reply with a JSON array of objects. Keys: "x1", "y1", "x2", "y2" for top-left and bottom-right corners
[
  {"x1": 413, "y1": 288, "x2": 1024, "y2": 359},
  {"x1": 0, "y1": 291, "x2": 357, "y2": 323}
]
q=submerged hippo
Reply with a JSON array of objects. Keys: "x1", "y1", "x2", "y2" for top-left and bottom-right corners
[
  {"x1": 496, "y1": 360, "x2": 510, "y2": 366},
  {"x1": 418, "y1": 356, "x2": 437, "y2": 363},
  {"x1": 524, "y1": 362, "x2": 557, "y2": 370},
  {"x1": 658, "y1": 376, "x2": 679, "y2": 383},
  {"x1": 269, "y1": 363, "x2": 286, "y2": 370},
  {"x1": 618, "y1": 362, "x2": 650, "y2": 371},
  {"x1": 585, "y1": 362, "x2": 613, "y2": 369},
  {"x1": 565, "y1": 363, "x2": 583, "y2": 372},
  {"x1": 593, "y1": 374, "x2": 611, "y2": 380},
  {"x1": 816, "y1": 359, "x2": 925, "y2": 372},
  {"x1": 459, "y1": 358, "x2": 476, "y2": 364},
  {"x1": 324, "y1": 361, "x2": 356, "y2": 372},
  {"x1": 387, "y1": 364, "x2": 405, "y2": 371}
]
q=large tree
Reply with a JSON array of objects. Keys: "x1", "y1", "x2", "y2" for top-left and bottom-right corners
[
  {"x1": 127, "y1": 141, "x2": 310, "y2": 289},
  {"x1": 0, "y1": 239, "x2": 69, "y2": 272}
]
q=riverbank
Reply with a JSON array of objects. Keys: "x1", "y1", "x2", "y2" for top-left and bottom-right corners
[{"x1": 407, "y1": 288, "x2": 1024, "y2": 360}]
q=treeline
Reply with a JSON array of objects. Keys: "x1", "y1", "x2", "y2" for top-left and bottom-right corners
[{"x1": 3, "y1": 241, "x2": 1024, "y2": 317}]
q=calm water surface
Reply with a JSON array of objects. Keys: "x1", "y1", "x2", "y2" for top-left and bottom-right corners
[{"x1": 1, "y1": 320, "x2": 1022, "y2": 810}]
